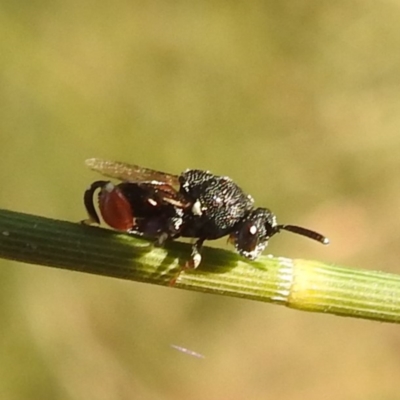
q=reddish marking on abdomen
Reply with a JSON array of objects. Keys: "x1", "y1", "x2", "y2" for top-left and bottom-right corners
[{"x1": 99, "y1": 186, "x2": 134, "y2": 231}]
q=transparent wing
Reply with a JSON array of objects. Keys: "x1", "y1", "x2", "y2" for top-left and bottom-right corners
[{"x1": 85, "y1": 158, "x2": 180, "y2": 186}]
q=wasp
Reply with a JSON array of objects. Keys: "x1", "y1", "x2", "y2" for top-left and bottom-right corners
[{"x1": 83, "y1": 158, "x2": 329, "y2": 268}]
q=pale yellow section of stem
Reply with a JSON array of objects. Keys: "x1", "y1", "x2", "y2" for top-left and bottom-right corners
[{"x1": 288, "y1": 259, "x2": 400, "y2": 322}]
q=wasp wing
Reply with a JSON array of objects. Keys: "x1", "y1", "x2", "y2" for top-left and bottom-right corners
[{"x1": 85, "y1": 158, "x2": 180, "y2": 187}]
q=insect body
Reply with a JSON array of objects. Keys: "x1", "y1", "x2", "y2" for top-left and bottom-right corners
[{"x1": 84, "y1": 158, "x2": 329, "y2": 268}]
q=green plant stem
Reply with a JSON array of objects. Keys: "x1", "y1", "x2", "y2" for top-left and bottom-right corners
[{"x1": 0, "y1": 208, "x2": 400, "y2": 323}]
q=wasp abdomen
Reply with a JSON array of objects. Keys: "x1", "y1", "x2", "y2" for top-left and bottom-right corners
[{"x1": 98, "y1": 182, "x2": 134, "y2": 231}]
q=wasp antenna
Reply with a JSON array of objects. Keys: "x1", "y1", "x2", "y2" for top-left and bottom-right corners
[
  {"x1": 83, "y1": 180, "x2": 108, "y2": 225},
  {"x1": 278, "y1": 224, "x2": 329, "y2": 245}
]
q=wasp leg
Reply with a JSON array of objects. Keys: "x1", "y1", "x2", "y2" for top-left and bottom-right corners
[
  {"x1": 169, "y1": 238, "x2": 205, "y2": 286},
  {"x1": 156, "y1": 232, "x2": 169, "y2": 246},
  {"x1": 82, "y1": 180, "x2": 109, "y2": 225},
  {"x1": 188, "y1": 238, "x2": 205, "y2": 269}
]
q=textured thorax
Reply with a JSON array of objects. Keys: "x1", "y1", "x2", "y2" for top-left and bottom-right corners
[{"x1": 179, "y1": 169, "x2": 253, "y2": 238}]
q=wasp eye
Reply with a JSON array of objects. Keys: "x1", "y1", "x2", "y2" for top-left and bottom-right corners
[
  {"x1": 230, "y1": 222, "x2": 266, "y2": 260},
  {"x1": 229, "y1": 208, "x2": 275, "y2": 260},
  {"x1": 236, "y1": 222, "x2": 258, "y2": 251},
  {"x1": 249, "y1": 224, "x2": 257, "y2": 235}
]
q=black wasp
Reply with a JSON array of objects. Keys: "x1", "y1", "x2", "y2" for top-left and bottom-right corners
[{"x1": 84, "y1": 158, "x2": 329, "y2": 268}]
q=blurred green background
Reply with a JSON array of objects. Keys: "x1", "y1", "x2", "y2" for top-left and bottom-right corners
[{"x1": 1, "y1": 1, "x2": 400, "y2": 399}]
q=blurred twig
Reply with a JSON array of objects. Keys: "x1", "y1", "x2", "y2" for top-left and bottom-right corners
[{"x1": 0, "y1": 208, "x2": 400, "y2": 323}]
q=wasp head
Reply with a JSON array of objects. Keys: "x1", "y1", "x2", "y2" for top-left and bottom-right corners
[{"x1": 230, "y1": 208, "x2": 329, "y2": 260}]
